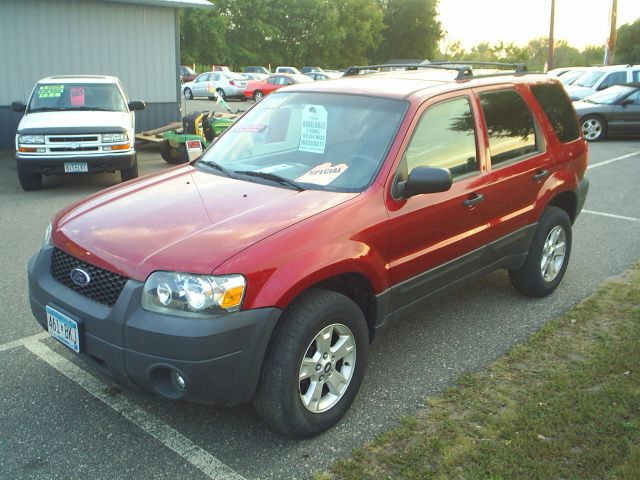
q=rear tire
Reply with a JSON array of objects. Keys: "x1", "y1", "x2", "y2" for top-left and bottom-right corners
[
  {"x1": 160, "y1": 141, "x2": 188, "y2": 164},
  {"x1": 17, "y1": 168, "x2": 43, "y2": 191},
  {"x1": 120, "y1": 156, "x2": 139, "y2": 182},
  {"x1": 254, "y1": 289, "x2": 369, "y2": 438},
  {"x1": 253, "y1": 90, "x2": 264, "y2": 101},
  {"x1": 509, "y1": 206, "x2": 572, "y2": 297}
]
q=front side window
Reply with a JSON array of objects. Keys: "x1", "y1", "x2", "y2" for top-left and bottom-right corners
[
  {"x1": 28, "y1": 83, "x2": 127, "y2": 113},
  {"x1": 196, "y1": 92, "x2": 407, "y2": 192},
  {"x1": 480, "y1": 90, "x2": 539, "y2": 166},
  {"x1": 599, "y1": 71, "x2": 626, "y2": 89},
  {"x1": 403, "y1": 97, "x2": 478, "y2": 179}
]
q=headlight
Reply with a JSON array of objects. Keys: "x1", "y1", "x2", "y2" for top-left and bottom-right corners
[
  {"x1": 43, "y1": 222, "x2": 52, "y2": 245},
  {"x1": 18, "y1": 135, "x2": 44, "y2": 144},
  {"x1": 142, "y1": 272, "x2": 246, "y2": 317},
  {"x1": 102, "y1": 133, "x2": 128, "y2": 143}
]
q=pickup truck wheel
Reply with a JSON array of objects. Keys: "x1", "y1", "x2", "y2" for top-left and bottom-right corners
[
  {"x1": 17, "y1": 168, "x2": 43, "y2": 191},
  {"x1": 254, "y1": 289, "x2": 368, "y2": 438},
  {"x1": 120, "y1": 156, "x2": 139, "y2": 182},
  {"x1": 509, "y1": 206, "x2": 572, "y2": 297}
]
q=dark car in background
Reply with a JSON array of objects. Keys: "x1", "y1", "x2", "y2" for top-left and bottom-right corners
[
  {"x1": 573, "y1": 83, "x2": 640, "y2": 141},
  {"x1": 180, "y1": 65, "x2": 197, "y2": 83}
]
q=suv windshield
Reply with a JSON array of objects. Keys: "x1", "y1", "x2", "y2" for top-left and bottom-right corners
[
  {"x1": 573, "y1": 70, "x2": 605, "y2": 88},
  {"x1": 197, "y1": 92, "x2": 407, "y2": 192},
  {"x1": 28, "y1": 83, "x2": 127, "y2": 113}
]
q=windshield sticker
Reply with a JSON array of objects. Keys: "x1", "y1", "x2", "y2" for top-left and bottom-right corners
[
  {"x1": 296, "y1": 162, "x2": 348, "y2": 185},
  {"x1": 258, "y1": 163, "x2": 294, "y2": 173},
  {"x1": 37, "y1": 85, "x2": 64, "y2": 98},
  {"x1": 237, "y1": 124, "x2": 267, "y2": 133},
  {"x1": 70, "y1": 87, "x2": 85, "y2": 106},
  {"x1": 299, "y1": 105, "x2": 327, "y2": 154}
]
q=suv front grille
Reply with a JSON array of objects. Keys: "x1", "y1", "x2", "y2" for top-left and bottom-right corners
[{"x1": 50, "y1": 248, "x2": 128, "y2": 307}]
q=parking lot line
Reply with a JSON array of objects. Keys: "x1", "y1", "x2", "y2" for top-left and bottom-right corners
[
  {"x1": 0, "y1": 332, "x2": 47, "y2": 353},
  {"x1": 23, "y1": 338, "x2": 247, "y2": 480},
  {"x1": 582, "y1": 209, "x2": 640, "y2": 223},
  {"x1": 587, "y1": 150, "x2": 640, "y2": 170}
]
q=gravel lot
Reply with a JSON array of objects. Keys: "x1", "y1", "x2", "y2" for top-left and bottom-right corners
[{"x1": 0, "y1": 129, "x2": 639, "y2": 479}]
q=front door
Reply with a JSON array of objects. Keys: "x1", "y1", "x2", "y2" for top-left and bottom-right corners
[{"x1": 386, "y1": 93, "x2": 492, "y2": 313}]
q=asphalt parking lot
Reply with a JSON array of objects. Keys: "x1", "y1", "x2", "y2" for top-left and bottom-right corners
[{"x1": 1, "y1": 134, "x2": 639, "y2": 480}]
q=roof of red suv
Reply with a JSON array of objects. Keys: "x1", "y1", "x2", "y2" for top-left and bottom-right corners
[{"x1": 285, "y1": 69, "x2": 553, "y2": 100}]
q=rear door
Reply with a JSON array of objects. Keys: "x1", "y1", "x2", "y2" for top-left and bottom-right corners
[
  {"x1": 617, "y1": 89, "x2": 640, "y2": 135},
  {"x1": 386, "y1": 92, "x2": 493, "y2": 312}
]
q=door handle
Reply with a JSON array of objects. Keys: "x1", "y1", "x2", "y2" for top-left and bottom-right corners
[
  {"x1": 463, "y1": 193, "x2": 484, "y2": 207},
  {"x1": 533, "y1": 169, "x2": 550, "y2": 181}
]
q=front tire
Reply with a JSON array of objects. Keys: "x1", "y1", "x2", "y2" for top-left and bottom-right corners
[
  {"x1": 581, "y1": 115, "x2": 606, "y2": 141},
  {"x1": 183, "y1": 88, "x2": 193, "y2": 100},
  {"x1": 17, "y1": 168, "x2": 43, "y2": 191},
  {"x1": 120, "y1": 156, "x2": 139, "y2": 182},
  {"x1": 509, "y1": 206, "x2": 572, "y2": 297},
  {"x1": 254, "y1": 289, "x2": 369, "y2": 438}
]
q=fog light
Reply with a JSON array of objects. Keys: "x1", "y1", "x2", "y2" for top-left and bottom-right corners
[{"x1": 171, "y1": 370, "x2": 186, "y2": 391}]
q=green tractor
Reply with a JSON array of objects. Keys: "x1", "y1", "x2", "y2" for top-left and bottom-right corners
[{"x1": 160, "y1": 111, "x2": 237, "y2": 164}]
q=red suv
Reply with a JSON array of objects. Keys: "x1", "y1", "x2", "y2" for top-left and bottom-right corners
[{"x1": 28, "y1": 63, "x2": 589, "y2": 438}]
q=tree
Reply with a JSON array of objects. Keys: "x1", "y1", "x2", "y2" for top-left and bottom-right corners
[
  {"x1": 335, "y1": 0, "x2": 385, "y2": 67},
  {"x1": 616, "y1": 18, "x2": 640, "y2": 64},
  {"x1": 375, "y1": 0, "x2": 443, "y2": 62}
]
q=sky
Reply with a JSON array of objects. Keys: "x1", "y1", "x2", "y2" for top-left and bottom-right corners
[{"x1": 438, "y1": 0, "x2": 640, "y2": 50}]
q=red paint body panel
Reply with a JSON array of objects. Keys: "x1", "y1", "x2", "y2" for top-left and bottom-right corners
[{"x1": 49, "y1": 73, "x2": 588, "y2": 314}]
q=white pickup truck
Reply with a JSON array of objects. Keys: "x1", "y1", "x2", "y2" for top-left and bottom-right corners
[{"x1": 12, "y1": 75, "x2": 145, "y2": 191}]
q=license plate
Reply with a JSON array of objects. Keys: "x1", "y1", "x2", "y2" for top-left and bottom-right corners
[
  {"x1": 64, "y1": 162, "x2": 88, "y2": 173},
  {"x1": 46, "y1": 305, "x2": 80, "y2": 353}
]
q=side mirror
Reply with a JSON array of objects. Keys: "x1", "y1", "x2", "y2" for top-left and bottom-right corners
[
  {"x1": 128, "y1": 100, "x2": 146, "y2": 111},
  {"x1": 395, "y1": 166, "x2": 452, "y2": 198},
  {"x1": 12, "y1": 101, "x2": 26, "y2": 113},
  {"x1": 621, "y1": 98, "x2": 633, "y2": 107},
  {"x1": 596, "y1": 83, "x2": 609, "y2": 91}
]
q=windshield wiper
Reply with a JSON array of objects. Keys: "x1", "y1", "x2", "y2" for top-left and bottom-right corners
[
  {"x1": 234, "y1": 170, "x2": 305, "y2": 191},
  {"x1": 67, "y1": 107, "x2": 114, "y2": 111},
  {"x1": 197, "y1": 159, "x2": 234, "y2": 177},
  {"x1": 29, "y1": 107, "x2": 66, "y2": 112}
]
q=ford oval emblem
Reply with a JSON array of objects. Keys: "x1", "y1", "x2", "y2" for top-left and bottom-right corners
[{"x1": 70, "y1": 268, "x2": 91, "y2": 286}]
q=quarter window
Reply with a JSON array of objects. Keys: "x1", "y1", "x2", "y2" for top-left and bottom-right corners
[
  {"x1": 531, "y1": 83, "x2": 580, "y2": 143},
  {"x1": 403, "y1": 97, "x2": 478, "y2": 179},
  {"x1": 479, "y1": 90, "x2": 539, "y2": 166}
]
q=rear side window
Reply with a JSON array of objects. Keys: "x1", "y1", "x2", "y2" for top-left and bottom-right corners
[
  {"x1": 600, "y1": 71, "x2": 626, "y2": 89},
  {"x1": 531, "y1": 83, "x2": 580, "y2": 143},
  {"x1": 404, "y1": 97, "x2": 478, "y2": 179},
  {"x1": 479, "y1": 90, "x2": 539, "y2": 166}
]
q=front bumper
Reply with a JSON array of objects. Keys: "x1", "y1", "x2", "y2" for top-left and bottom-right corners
[
  {"x1": 28, "y1": 246, "x2": 281, "y2": 405},
  {"x1": 17, "y1": 152, "x2": 136, "y2": 174}
]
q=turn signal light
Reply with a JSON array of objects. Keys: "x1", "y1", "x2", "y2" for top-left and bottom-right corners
[
  {"x1": 220, "y1": 286, "x2": 244, "y2": 309},
  {"x1": 19, "y1": 147, "x2": 37, "y2": 152},
  {"x1": 109, "y1": 144, "x2": 130, "y2": 151}
]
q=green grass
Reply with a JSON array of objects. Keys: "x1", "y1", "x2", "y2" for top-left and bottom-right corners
[{"x1": 318, "y1": 264, "x2": 640, "y2": 480}]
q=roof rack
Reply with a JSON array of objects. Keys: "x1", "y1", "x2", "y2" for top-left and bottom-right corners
[{"x1": 343, "y1": 61, "x2": 528, "y2": 80}]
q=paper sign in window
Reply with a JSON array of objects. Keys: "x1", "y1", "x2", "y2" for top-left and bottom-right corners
[
  {"x1": 296, "y1": 163, "x2": 348, "y2": 185},
  {"x1": 38, "y1": 85, "x2": 63, "y2": 98},
  {"x1": 70, "y1": 87, "x2": 85, "y2": 106},
  {"x1": 299, "y1": 105, "x2": 327, "y2": 154}
]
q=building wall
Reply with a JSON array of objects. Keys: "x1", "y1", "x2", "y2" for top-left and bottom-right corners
[{"x1": 0, "y1": 0, "x2": 181, "y2": 150}]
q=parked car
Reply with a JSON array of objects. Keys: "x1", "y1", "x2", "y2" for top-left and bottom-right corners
[
  {"x1": 573, "y1": 82, "x2": 640, "y2": 141},
  {"x1": 180, "y1": 65, "x2": 197, "y2": 83},
  {"x1": 240, "y1": 72, "x2": 268, "y2": 81},
  {"x1": 12, "y1": 75, "x2": 145, "y2": 190},
  {"x1": 564, "y1": 64, "x2": 640, "y2": 100},
  {"x1": 301, "y1": 66, "x2": 324, "y2": 74},
  {"x1": 28, "y1": 64, "x2": 588, "y2": 439},
  {"x1": 275, "y1": 66, "x2": 301, "y2": 74},
  {"x1": 209, "y1": 71, "x2": 249, "y2": 100},
  {"x1": 244, "y1": 66, "x2": 271, "y2": 75},
  {"x1": 182, "y1": 72, "x2": 217, "y2": 100},
  {"x1": 244, "y1": 73, "x2": 312, "y2": 101},
  {"x1": 305, "y1": 73, "x2": 329, "y2": 81}
]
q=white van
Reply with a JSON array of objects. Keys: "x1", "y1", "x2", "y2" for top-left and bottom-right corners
[
  {"x1": 565, "y1": 64, "x2": 640, "y2": 100},
  {"x1": 12, "y1": 75, "x2": 145, "y2": 190}
]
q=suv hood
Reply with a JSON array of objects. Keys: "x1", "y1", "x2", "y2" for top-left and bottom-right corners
[
  {"x1": 17, "y1": 110, "x2": 131, "y2": 133},
  {"x1": 53, "y1": 165, "x2": 357, "y2": 281}
]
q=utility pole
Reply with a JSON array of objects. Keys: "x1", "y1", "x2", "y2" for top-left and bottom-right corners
[
  {"x1": 604, "y1": 0, "x2": 618, "y2": 65},
  {"x1": 546, "y1": 0, "x2": 555, "y2": 71}
]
